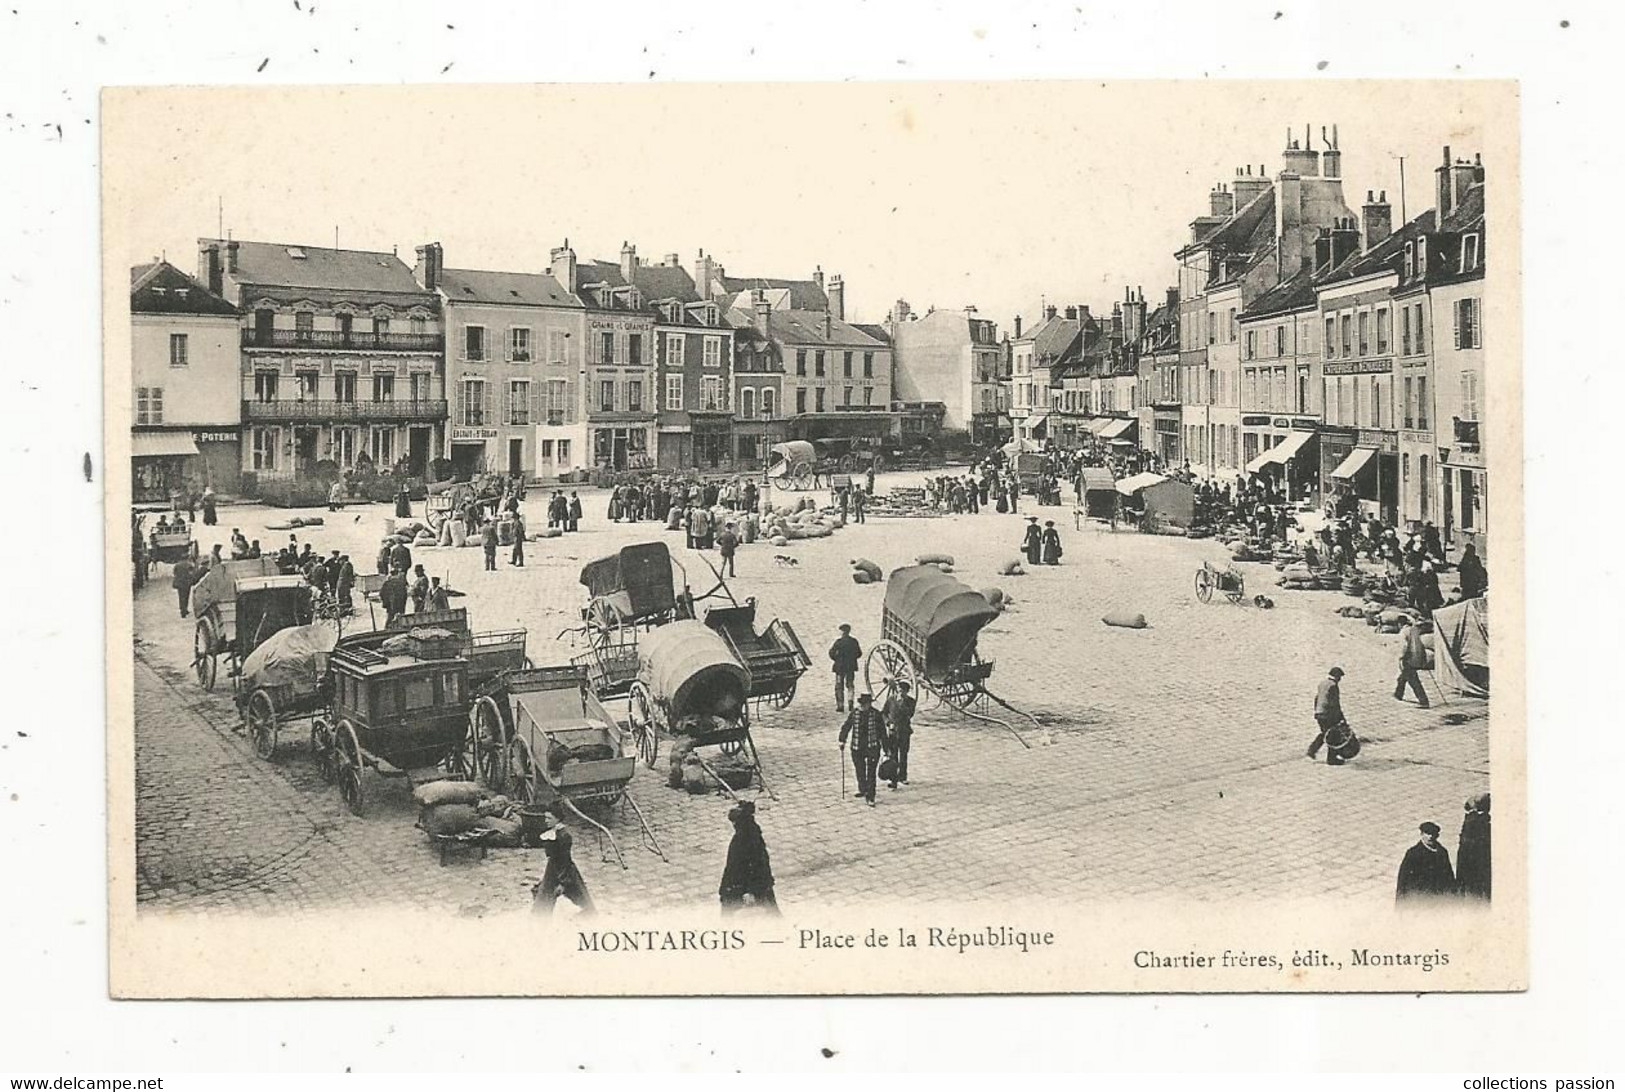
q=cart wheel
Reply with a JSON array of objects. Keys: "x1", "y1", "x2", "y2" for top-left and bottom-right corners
[
  {"x1": 1228, "y1": 573, "x2": 1247, "y2": 604},
  {"x1": 470, "y1": 695, "x2": 508, "y2": 788},
  {"x1": 193, "y1": 619, "x2": 217, "y2": 691},
  {"x1": 334, "y1": 719, "x2": 365, "y2": 816},
  {"x1": 627, "y1": 681, "x2": 658, "y2": 769},
  {"x1": 871, "y1": 455, "x2": 886, "y2": 474},
  {"x1": 310, "y1": 717, "x2": 336, "y2": 783},
  {"x1": 246, "y1": 689, "x2": 278, "y2": 761},
  {"x1": 719, "y1": 739, "x2": 744, "y2": 757},
  {"x1": 506, "y1": 736, "x2": 536, "y2": 806},
  {"x1": 766, "y1": 678, "x2": 797, "y2": 710},
  {"x1": 1194, "y1": 566, "x2": 1214, "y2": 604},
  {"x1": 864, "y1": 639, "x2": 916, "y2": 708}
]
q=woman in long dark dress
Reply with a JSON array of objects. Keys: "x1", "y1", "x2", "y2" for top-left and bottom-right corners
[
  {"x1": 1456, "y1": 794, "x2": 1491, "y2": 900},
  {"x1": 1021, "y1": 516, "x2": 1042, "y2": 566},
  {"x1": 1041, "y1": 520, "x2": 1063, "y2": 565},
  {"x1": 719, "y1": 801, "x2": 778, "y2": 914}
]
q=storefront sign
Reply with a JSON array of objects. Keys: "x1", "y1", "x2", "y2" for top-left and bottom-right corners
[
  {"x1": 1272, "y1": 417, "x2": 1292, "y2": 428},
  {"x1": 1356, "y1": 430, "x2": 1398, "y2": 453},
  {"x1": 1241, "y1": 415, "x2": 1272, "y2": 427},
  {"x1": 194, "y1": 430, "x2": 239, "y2": 444},
  {"x1": 1322, "y1": 359, "x2": 1393, "y2": 376},
  {"x1": 1292, "y1": 417, "x2": 1319, "y2": 430},
  {"x1": 1399, "y1": 430, "x2": 1433, "y2": 445},
  {"x1": 451, "y1": 428, "x2": 497, "y2": 441}
]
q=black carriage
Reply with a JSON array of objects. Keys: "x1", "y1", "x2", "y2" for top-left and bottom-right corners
[
  {"x1": 625, "y1": 620, "x2": 772, "y2": 798},
  {"x1": 567, "y1": 542, "x2": 719, "y2": 698},
  {"x1": 468, "y1": 666, "x2": 664, "y2": 868},
  {"x1": 191, "y1": 558, "x2": 315, "y2": 690},
  {"x1": 863, "y1": 565, "x2": 1034, "y2": 746}
]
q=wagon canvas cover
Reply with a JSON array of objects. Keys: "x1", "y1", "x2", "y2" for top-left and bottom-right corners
[
  {"x1": 1432, "y1": 595, "x2": 1490, "y2": 698},
  {"x1": 237, "y1": 623, "x2": 338, "y2": 698},
  {"x1": 766, "y1": 440, "x2": 814, "y2": 477},
  {"x1": 637, "y1": 620, "x2": 748, "y2": 714},
  {"x1": 579, "y1": 542, "x2": 676, "y2": 622},
  {"x1": 883, "y1": 566, "x2": 998, "y2": 641}
]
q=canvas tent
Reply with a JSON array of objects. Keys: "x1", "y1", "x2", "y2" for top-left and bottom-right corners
[
  {"x1": 1116, "y1": 472, "x2": 1195, "y2": 528},
  {"x1": 1430, "y1": 596, "x2": 1488, "y2": 698}
]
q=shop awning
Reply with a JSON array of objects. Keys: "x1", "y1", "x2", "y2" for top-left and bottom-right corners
[
  {"x1": 1099, "y1": 418, "x2": 1136, "y2": 440},
  {"x1": 1085, "y1": 417, "x2": 1115, "y2": 435},
  {"x1": 1026, "y1": 413, "x2": 1049, "y2": 437},
  {"x1": 1116, "y1": 471, "x2": 1168, "y2": 496},
  {"x1": 1329, "y1": 445, "x2": 1379, "y2": 480},
  {"x1": 1245, "y1": 430, "x2": 1316, "y2": 474},
  {"x1": 131, "y1": 432, "x2": 199, "y2": 458}
]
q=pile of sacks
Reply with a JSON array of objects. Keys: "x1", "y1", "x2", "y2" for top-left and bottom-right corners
[
  {"x1": 388, "y1": 519, "x2": 438, "y2": 549},
  {"x1": 762, "y1": 498, "x2": 841, "y2": 547},
  {"x1": 916, "y1": 552, "x2": 954, "y2": 573},
  {"x1": 413, "y1": 779, "x2": 524, "y2": 847},
  {"x1": 851, "y1": 557, "x2": 882, "y2": 585},
  {"x1": 264, "y1": 515, "x2": 326, "y2": 532}
]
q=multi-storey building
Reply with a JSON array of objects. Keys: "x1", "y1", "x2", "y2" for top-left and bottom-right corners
[
  {"x1": 722, "y1": 291, "x2": 785, "y2": 467},
  {"x1": 1237, "y1": 269, "x2": 1323, "y2": 500},
  {"x1": 548, "y1": 242, "x2": 659, "y2": 471},
  {"x1": 1145, "y1": 289, "x2": 1183, "y2": 466},
  {"x1": 202, "y1": 239, "x2": 446, "y2": 483},
  {"x1": 1424, "y1": 153, "x2": 1487, "y2": 553},
  {"x1": 886, "y1": 301, "x2": 1005, "y2": 446},
  {"x1": 130, "y1": 260, "x2": 243, "y2": 503},
  {"x1": 1010, "y1": 306, "x2": 1083, "y2": 444},
  {"x1": 416, "y1": 242, "x2": 588, "y2": 481}
]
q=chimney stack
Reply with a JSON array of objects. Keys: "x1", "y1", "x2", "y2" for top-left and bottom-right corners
[
  {"x1": 827, "y1": 274, "x2": 845, "y2": 321},
  {"x1": 414, "y1": 242, "x2": 444, "y2": 292},
  {"x1": 1045, "y1": 305, "x2": 1057, "y2": 321},
  {"x1": 550, "y1": 239, "x2": 578, "y2": 295},
  {"x1": 694, "y1": 250, "x2": 717, "y2": 300},
  {"x1": 813, "y1": 265, "x2": 824, "y2": 291},
  {"x1": 224, "y1": 240, "x2": 240, "y2": 274},
  {"x1": 1064, "y1": 305, "x2": 1078, "y2": 321},
  {"x1": 1435, "y1": 145, "x2": 1455, "y2": 221},
  {"x1": 1361, "y1": 190, "x2": 1392, "y2": 250},
  {"x1": 1328, "y1": 217, "x2": 1361, "y2": 270},
  {"x1": 199, "y1": 242, "x2": 222, "y2": 296},
  {"x1": 1281, "y1": 125, "x2": 1321, "y2": 177},
  {"x1": 1013, "y1": 314, "x2": 1023, "y2": 338},
  {"x1": 1232, "y1": 166, "x2": 1271, "y2": 208},
  {"x1": 1320, "y1": 125, "x2": 1342, "y2": 178},
  {"x1": 1451, "y1": 154, "x2": 1479, "y2": 210},
  {"x1": 1210, "y1": 184, "x2": 1235, "y2": 218},
  {"x1": 620, "y1": 241, "x2": 637, "y2": 283},
  {"x1": 1166, "y1": 286, "x2": 1179, "y2": 312},
  {"x1": 752, "y1": 289, "x2": 771, "y2": 338}
]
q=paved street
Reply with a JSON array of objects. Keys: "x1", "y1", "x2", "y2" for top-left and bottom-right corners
[{"x1": 132, "y1": 473, "x2": 1488, "y2": 916}]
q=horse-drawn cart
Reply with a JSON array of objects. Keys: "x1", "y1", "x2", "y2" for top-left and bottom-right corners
[
  {"x1": 864, "y1": 565, "x2": 1036, "y2": 746},
  {"x1": 191, "y1": 558, "x2": 315, "y2": 690},
  {"x1": 468, "y1": 666, "x2": 664, "y2": 868},
  {"x1": 703, "y1": 600, "x2": 809, "y2": 712},
  {"x1": 625, "y1": 620, "x2": 771, "y2": 798},
  {"x1": 1194, "y1": 559, "x2": 1247, "y2": 605},
  {"x1": 765, "y1": 440, "x2": 818, "y2": 491},
  {"x1": 567, "y1": 542, "x2": 720, "y2": 699}
]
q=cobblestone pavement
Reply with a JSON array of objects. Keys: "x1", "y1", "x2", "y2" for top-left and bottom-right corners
[{"x1": 132, "y1": 474, "x2": 1488, "y2": 917}]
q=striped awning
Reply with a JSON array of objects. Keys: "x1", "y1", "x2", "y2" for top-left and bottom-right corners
[{"x1": 131, "y1": 432, "x2": 199, "y2": 458}]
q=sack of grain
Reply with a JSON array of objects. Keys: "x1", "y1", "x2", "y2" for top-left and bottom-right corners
[
  {"x1": 450, "y1": 520, "x2": 468, "y2": 547},
  {"x1": 414, "y1": 531, "x2": 436, "y2": 547},
  {"x1": 998, "y1": 558, "x2": 1026, "y2": 576},
  {"x1": 1101, "y1": 611, "x2": 1148, "y2": 630},
  {"x1": 303, "y1": 516, "x2": 325, "y2": 526},
  {"x1": 851, "y1": 558, "x2": 882, "y2": 581},
  {"x1": 422, "y1": 802, "x2": 480, "y2": 836},
  {"x1": 414, "y1": 779, "x2": 484, "y2": 808},
  {"x1": 852, "y1": 571, "x2": 874, "y2": 584},
  {"x1": 472, "y1": 815, "x2": 523, "y2": 848},
  {"x1": 770, "y1": 535, "x2": 789, "y2": 547},
  {"x1": 981, "y1": 587, "x2": 1007, "y2": 610},
  {"x1": 917, "y1": 553, "x2": 956, "y2": 566}
]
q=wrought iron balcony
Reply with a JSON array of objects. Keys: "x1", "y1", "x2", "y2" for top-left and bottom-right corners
[
  {"x1": 242, "y1": 329, "x2": 444, "y2": 352},
  {"x1": 243, "y1": 399, "x2": 448, "y2": 422}
]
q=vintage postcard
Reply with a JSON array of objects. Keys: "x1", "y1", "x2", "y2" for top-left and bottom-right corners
[{"x1": 104, "y1": 80, "x2": 1521, "y2": 997}]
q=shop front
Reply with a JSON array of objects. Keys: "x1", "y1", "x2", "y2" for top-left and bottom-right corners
[
  {"x1": 131, "y1": 429, "x2": 200, "y2": 506},
  {"x1": 1152, "y1": 409, "x2": 1181, "y2": 466},
  {"x1": 592, "y1": 423, "x2": 655, "y2": 471},
  {"x1": 1439, "y1": 418, "x2": 1487, "y2": 557},
  {"x1": 449, "y1": 426, "x2": 497, "y2": 481},
  {"x1": 1325, "y1": 428, "x2": 1399, "y2": 525},
  {"x1": 1241, "y1": 416, "x2": 1320, "y2": 502}
]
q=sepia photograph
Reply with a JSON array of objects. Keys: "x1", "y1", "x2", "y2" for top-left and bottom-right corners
[{"x1": 103, "y1": 79, "x2": 1522, "y2": 998}]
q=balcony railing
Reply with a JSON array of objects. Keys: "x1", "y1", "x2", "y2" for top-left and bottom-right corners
[
  {"x1": 1453, "y1": 418, "x2": 1480, "y2": 449},
  {"x1": 243, "y1": 399, "x2": 448, "y2": 422},
  {"x1": 242, "y1": 329, "x2": 444, "y2": 352}
]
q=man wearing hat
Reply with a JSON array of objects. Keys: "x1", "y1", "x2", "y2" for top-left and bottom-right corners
[
  {"x1": 1456, "y1": 793, "x2": 1492, "y2": 900},
  {"x1": 828, "y1": 624, "x2": 862, "y2": 712},
  {"x1": 839, "y1": 691, "x2": 888, "y2": 805},
  {"x1": 533, "y1": 820, "x2": 595, "y2": 916},
  {"x1": 1396, "y1": 821, "x2": 1456, "y2": 901},
  {"x1": 716, "y1": 520, "x2": 739, "y2": 578},
  {"x1": 1307, "y1": 666, "x2": 1348, "y2": 764},
  {"x1": 883, "y1": 680, "x2": 917, "y2": 789},
  {"x1": 379, "y1": 565, "x2": 409, "y2": 627}
]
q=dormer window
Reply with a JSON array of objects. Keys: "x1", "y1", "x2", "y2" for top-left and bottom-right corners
[
  {"x1": 1402, "y1": 242, "x2": 1415, "y2": 279},
  {"x1": 1415, "y1": 238, "x2": 1428, "y2": 276},
  {"x1": 1461, "y1": 233, "x2": 1480, "y2": 273}
]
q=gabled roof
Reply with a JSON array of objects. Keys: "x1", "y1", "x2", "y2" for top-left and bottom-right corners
[
  {"x1": 850, "y1": 322, "x2": 891, "y2": 346},
  {"x1": 720, "y1": 275, "x2": 829, "y2": 312},
  {"x1": 1205, "y1": 188, "x2": 1276, "y2": 254},
  {"x1": 1240, "y1": 267, "x2": 1318, "y2": 321},
  {"x1": 1425, "y1": 182, "x2": 1486, "y2": 288},
  {"x1": 201, "y1": 238, "x2": 430, "y2": 297},
  {"x1": 630, "y1": 263, "x2": 700, "y2": 304},
  {"x1": 439, "y1": 267, "x2": 583, "y2": 308},
  {"x1": 1318, "y1": 209, "x2": 1435, "y2": 288},
  {"x1": 131, "y1": 260, "x2": 239, "y2": 316},
  {"x1": 1014, "y1": 314, "x2": 1085, "y2": 366},
  {"x1": 763, "y1": 310, "x2": 887, "y2": 349}
]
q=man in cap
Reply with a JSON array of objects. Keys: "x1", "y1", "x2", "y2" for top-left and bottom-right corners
[
  {"x1": 532, "y1": 821, "x2": 595, "y2": 916},
  {"x1": 883, "y1": 680, "x2": 917, "y2": 789},
  {"x1": 828, "y1": 623, "x2": 862, "y2": 712},
  {"x1": 1307, "y1": 666, "x2": 1348, "y2": 764},
  {"x1": 839, "y1": 691, "x2": 887, "y2": 805},
  {"x1": 1393, "y1": 620, "x2": 1432, "y2": 708},
  {"x1": 1396, "y1": 821, "x2": 1456, "y2": 901},
  {"x1": 1456, "y1": 793, "x2": 1492, "y2": 901},
  {"x1": 716, "y1": 520, "x2": 739, "y2": 578},
  {"x1": 379, "y1": 565, "x2": 409, "y2": 627}
]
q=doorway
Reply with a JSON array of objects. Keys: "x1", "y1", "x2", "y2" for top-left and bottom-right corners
[
  {"x1": 295, "y1": 427, "x2": 320, "y2": 476},
  {"x1": 408, "y1": 427, "x2": 431, "y2": 477},
  {"x1": 508, "y1": 437, "x2": 524, "y2": 478},
  {"x1": 450, "y1": 442, "x2": 484, "y2": 482}
]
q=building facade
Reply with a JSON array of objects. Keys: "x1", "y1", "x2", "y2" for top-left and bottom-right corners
[
  {"x1": 1238, "y1": 271, "x2": 1323, "y2": 500},
  {"x1": 1010, "y1": 307, "x2": 1083, "y2": 444},
  {"x1": 130, "y1": 260, "x2": 244, "y2": 503},
  {"x1": 203, "y1": 239, "x2": 446, "y2": 485},
  {"x1": 419, "y1": 243, "x2": 588, "y2": 481},
  {"x1": 887, "y1": 302, "x2": 1004, "y2": 445}
]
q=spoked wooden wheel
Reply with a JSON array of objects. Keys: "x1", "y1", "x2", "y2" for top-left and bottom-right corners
[
  {"x1": 310, "y1": 717, "x2": 336, "y2": 784},
  {"x1": 246, "y1": 689, "x2": 278, "y2": 761},
  {"x1": 627, "y1": 681, "x2": 659, "y2": 768},
  {"x1": 864, "y1": 639, "x2": 916, "y2": 708},
  {"x1": 506, "y1": 736, "x2": 537, "y2": 806},
  {"x1": 764, "y1": 679, "x2": 797, "y2": 710},
  {"x1": 1225, "y1": 572, "x2": 1247, "y2": 604},
  {"x1": 441, "y1": 706, "x2": 480, "y2": 782},
  {"x1": 334, "y1": 719, "x2": 365, "y2": 816},
  {"x1": 193, "y1": 620, "x2": 217, "y2": 690},
  {"x1": 470, "y1": 695, "x2": 508, "y2": 788},
  {"x1": 1194, "y1": 566, "x2": 1214, "y2": 604}
]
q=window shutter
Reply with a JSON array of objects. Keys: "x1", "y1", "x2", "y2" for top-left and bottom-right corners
[
  {"x1": 530, "y1": 383, "x2": 541, "y2": 422},
  {"x1": 1472, "y1": 299, "x2": 1481, "y2": 348},
  {"x1": 455, "y1": 381, "x2": 465, "y2": 425},
  {"x1": 503, "y1": 381, "x2": 512, "y2": 424},
  {"x1": 1453, "y1": 301, "x2": 1463, "y2": 349}
]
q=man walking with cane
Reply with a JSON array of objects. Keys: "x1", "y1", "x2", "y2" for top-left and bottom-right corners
[{"x1": 838, "y1": 692, "x2": 887, "y2": 806}]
